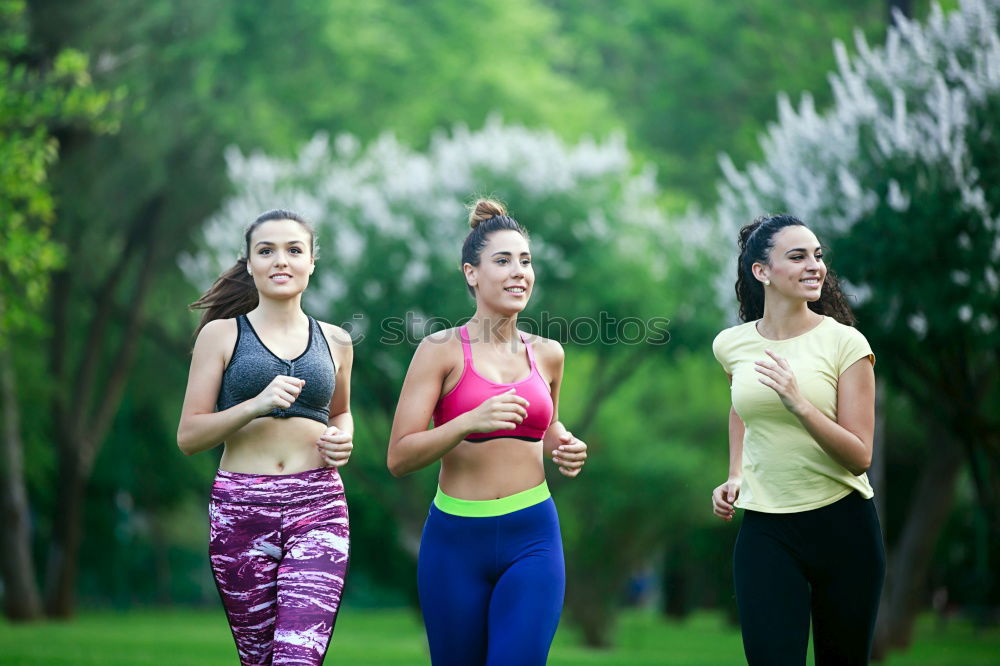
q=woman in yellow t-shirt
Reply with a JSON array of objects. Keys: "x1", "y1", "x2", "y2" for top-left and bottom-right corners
[{"x1": 711, "y1": 214, "x2": 885, "y2": 666}]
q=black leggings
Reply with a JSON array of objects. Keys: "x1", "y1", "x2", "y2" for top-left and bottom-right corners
[{"x1": 734, "y1": 491, "x2": 885, "y2": 666}]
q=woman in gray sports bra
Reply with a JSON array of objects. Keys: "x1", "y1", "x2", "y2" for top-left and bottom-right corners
[{"x1": 177, "y1": 209, "x2": 354, "y2": 666}]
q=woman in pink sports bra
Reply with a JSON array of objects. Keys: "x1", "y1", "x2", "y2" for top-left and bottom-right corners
[{"x1": 388, "y1": 198, "x2": 588, "y2": 666}]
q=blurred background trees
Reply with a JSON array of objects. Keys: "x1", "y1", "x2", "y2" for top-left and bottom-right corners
[{"x1": 2, "y1": 0, "x2": 995, "y2": 661}]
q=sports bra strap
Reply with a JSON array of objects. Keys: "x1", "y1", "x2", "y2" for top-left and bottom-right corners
[
  {"x1": 520, "y1": 330, "x2": 537, "y2": 369},
  {"x1": 459, "y1": 325, "x2": 473, "y2": 364}
]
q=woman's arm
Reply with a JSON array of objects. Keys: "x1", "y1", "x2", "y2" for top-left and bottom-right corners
[
  {"x1": 538, "y1": 338, "x2": 587, "y2": 477},
  {"x1": 387, "y1": 333, "x2": 529, "y2": 477},
  {"x1": 756, "y1": 351, "x2": 874, "y2": 475},
  {"x1": 727, "y1": 403, "x2": 744, "y2": 481},
  {"x1": 176, "y1": 319, "x2": 304, "y2": 455},
  {"x1": 317, "y1": 324, "x2": 354, "y2": 467},
  {"x1": 712, "y1": 376, "x2": 744, "y2": 521}
]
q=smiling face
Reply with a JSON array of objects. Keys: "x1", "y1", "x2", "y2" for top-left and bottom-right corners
[
  {"x1": 246, "y1": 219, "x2": 315, "y2": 299},
  {"x1": 464, "y1": 229, "x2": 534, "y2": 314},
  {"x1": 752, "y1": 225, "x2": 827, "y2": 303}
]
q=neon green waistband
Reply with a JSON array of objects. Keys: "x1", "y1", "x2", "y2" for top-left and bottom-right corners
[{"x1": 433, "y1": 481, "x2": 551, "y2": 518}]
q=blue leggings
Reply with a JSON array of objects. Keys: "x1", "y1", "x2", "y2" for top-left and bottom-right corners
[{"x1": 417, "y1": 497, "x2": 565, "y2": 666}]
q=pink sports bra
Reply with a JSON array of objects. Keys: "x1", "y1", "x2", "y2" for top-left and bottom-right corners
[{"x1": 433, "y1": 325, "x2": 554, "y2": 442}]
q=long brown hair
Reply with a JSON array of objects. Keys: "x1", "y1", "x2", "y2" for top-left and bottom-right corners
[
  {"x1": 735, "y1": 214, "x2": 855, "y2": 325},
  {"x1": 189, "y1": 209, "x2": 316, "y2": 337}
]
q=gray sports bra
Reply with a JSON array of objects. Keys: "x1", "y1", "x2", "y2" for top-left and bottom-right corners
[{"x1": 216, "y1": 314, "x2": 336, "y2": 425}]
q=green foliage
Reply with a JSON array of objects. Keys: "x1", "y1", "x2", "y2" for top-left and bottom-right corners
[
  {"x1": 544, "y1": 0, "x2": 915, "y2": 202},
  {"x1": 0, "y1": 0, "x2": 112, "y2": 339}
]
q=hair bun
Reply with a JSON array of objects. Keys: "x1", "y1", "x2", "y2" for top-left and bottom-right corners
[{"x1": 468, "y1": 198, "x2": 507, "y2": 229}]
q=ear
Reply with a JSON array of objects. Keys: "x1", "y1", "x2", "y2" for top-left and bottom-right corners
[
  {"x1": 751, "y1": 261, "x2": 769, "y2": 285},
  {"x1": 463, "y1": 263, "x2": 477, "y2": 290},
  {"x1": 309, "y1": 257, "x2": 315, "y2": 275}
]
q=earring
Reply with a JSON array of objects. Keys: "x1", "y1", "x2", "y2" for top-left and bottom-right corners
[{"x1": 763, "y1": 279, "x2": 770, "y2": 287}]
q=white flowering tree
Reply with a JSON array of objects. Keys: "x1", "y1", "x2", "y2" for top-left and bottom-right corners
[
  {"x1": 716, "y1": 0, "x2": 1000, "y2": 655},
  {"x1": 183, "y1": 118, "x2": 724, "y2": 645}
]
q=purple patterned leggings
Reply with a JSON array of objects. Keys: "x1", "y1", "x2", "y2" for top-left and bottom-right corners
[{"x1": 209, "y1": 467, "x2": 350, "y2": 666}]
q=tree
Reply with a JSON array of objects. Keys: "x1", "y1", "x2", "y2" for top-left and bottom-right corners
[
  {"x1": 715, "y1": 0, "x2": 999, "y2": 655},
  {"x1": 541, "y1": 0, "x2": 937, "y2": 203},
  {"x1": 184, "y1": 119, "x2": 727, "y2": 646},
  {"x1": 0, "y1": 0, "x2": 112, "y2": 621}
]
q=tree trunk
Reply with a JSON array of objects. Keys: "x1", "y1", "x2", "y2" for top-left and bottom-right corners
[
  {"x1": 42, "y1": 450, "x2": 89, "y2": 618},
  {"x1": 0, "y1": 333, "x2": 44, "y2": 621},
  {"x1": 42, "y1": 202, "x2": 163, "y2": 617},
  {"x1": 872, "y1": 433, "x2": 963, "y2": 660},
  {"x1": 565, "y1": 569, "x2": 617, "y2": 648},
  {"x1": 869, "y1": 378, "x2": 887, "y2": 522}
]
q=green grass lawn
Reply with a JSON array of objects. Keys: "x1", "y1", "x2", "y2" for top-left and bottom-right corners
[{"x1": 0, "y1": 607, "x2": 996, "y2": 665}]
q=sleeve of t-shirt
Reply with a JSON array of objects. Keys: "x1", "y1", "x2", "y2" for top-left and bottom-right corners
[
  {"x1": 712, "y1": 328, "x2": 733, "y2": 375},
  {"x1": 837, "y1": 326, "x2": 875, "y2": 375}
]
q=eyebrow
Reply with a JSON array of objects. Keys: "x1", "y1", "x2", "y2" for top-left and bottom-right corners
[
  {"x1": 491, "y1": 251, "x2": 530, "y2": 257},
  {"x1": 254, "y1": 240, "x2": 306, "y2": 248},
  {"x1": 784, "y1": 247, "x2": 822, "y2": 255}
]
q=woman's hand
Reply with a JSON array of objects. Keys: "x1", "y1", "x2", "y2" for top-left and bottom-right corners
[
  {"x1": 552, "y1": 431, "x2": 587, "y2": 478},
  {"x1": 252, "y1": 375, "x2": 305, "y2": 416},
  {"x1": 460, "y1": 388, "x2": 530, "y2": 435},
  {"x1": 754, "y1": 350, "x2": 806, "y2": 415},
  {"x1": 317, "y1": 425, "x2": 353, "y2": 467},
  {"x1": 712, "y1": 478, "x2": 741, "y2": 521}
]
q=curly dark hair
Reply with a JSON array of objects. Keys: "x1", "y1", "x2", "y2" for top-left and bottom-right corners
[{"x1": 735, "y1": 214, "x2": 855, "y2": 325}]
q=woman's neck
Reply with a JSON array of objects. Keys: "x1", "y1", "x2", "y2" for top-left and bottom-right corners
[
  {"x1": 759, "y1": 297, "x2": 823, "y2": 339},
  {"x1": 467, "y1": 312, "x2": 520, "y2": 347},
  {"x1": 249, "y1": 297, "x2": 307, "y2": 330}
]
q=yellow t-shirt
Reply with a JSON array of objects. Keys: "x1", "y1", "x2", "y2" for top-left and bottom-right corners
[{"x1": 712, "y1": 316, "x2": 875, "y2": 513}]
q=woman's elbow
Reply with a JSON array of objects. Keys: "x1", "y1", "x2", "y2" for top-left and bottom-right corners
[
  {"x1": 176, "y1": 424, "x2": 197, "y2": 456},
  {"x1": 851, "y1": 452, "x2": 873, "y2": 476},
  {"x1": 386, "y1": 452, "x2": 406, "y2": 477},
  {"x1": 386, "y1": 442, "x2": 415, "y2": 477}
]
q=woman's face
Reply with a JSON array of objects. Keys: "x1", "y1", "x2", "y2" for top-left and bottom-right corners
[
  {"x1": 247, "y1": 219, "x2": 315, "y2": 299},
  {"x1": 754, "y1": 225, "x2": 827, "y2": 303},
  {"x1": 465, "y1": 229, "x2": 534, "y2": 314}
]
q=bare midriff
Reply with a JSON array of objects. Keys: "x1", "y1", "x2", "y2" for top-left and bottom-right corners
[
  {"x1": 439, "y1": 437, "x2": 545, "y2": 500},
  {"x1": 219, "y1": 417, "x2": 328, "y2": 475}
]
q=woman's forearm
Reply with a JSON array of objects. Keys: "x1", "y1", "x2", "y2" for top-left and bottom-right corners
[
  {"x1": 387, "y1": 415, "x2": 473, "y2": 477},
  {"x1": 791, "y1": 401, "x2": 871, "y2": 475},
  {"x1": 543, "y1": 421, "x2": 568, "y2": 458},
  {"x1": 177, "y1": 401, "x2": 259, "y2": 456},
  {"x1": 329, "y1": 411, "x2": 353, "y2": 436}
]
